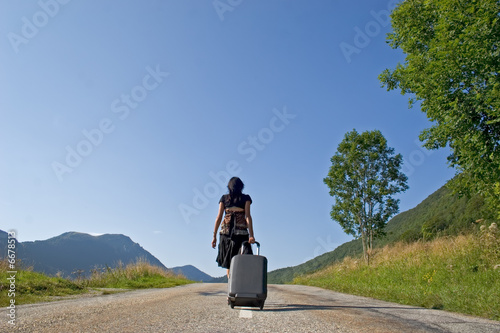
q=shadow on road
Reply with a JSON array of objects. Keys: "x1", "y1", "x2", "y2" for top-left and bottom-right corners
[
  {"x1": 198, "y1": 290, "x2": 227, "y2": 297},
  {"x1": 264, "y1": 303, "x2": 423, "y2": 312}
]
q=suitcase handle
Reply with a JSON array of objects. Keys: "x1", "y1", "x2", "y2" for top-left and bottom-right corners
[{"x1": 241, "y1": 241, "x2": 260, "y2": 255}]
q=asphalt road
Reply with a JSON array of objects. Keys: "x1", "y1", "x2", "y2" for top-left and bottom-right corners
[{"x1": 3, "y1": 283, "x2": 500, "y2": 333}]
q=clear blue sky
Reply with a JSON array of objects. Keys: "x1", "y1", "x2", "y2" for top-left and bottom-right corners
[{"x1": 1, "y1": 0, "x2": 456, "y2": 277}]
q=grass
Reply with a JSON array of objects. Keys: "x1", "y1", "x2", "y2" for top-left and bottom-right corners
[
  {"x1": 0, "y1": 261, "x2": 87, "y2": 306},
  {"x1": 83, "y1": 259, "x2": 193, "y2": 289},
  {"x1": 0, "y1": 259, "x2": 194, "y2": 307},
  {"x1": 293, "y1": 223, "x2": 500, "y2": 320}
]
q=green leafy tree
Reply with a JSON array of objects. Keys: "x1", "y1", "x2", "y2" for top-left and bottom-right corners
[
  {"x1": 490, "y1": 183, "x2": 500, "y2": 219},
  {"x1": 324, "y1": 129, "x2": 409, "y2": 263},
  {"x1": 379, "y1": 0, "x2": 500, "y2": 209}
]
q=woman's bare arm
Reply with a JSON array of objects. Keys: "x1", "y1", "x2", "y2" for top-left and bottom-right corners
[
  {"x1": 212, "y1": 202, "x2": 224, "y2": 248},
  {"x1": 245, "y1": 200, "x2": 255, "y2": 243}
]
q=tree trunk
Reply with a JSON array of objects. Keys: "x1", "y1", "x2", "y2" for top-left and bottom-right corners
[
  {"x1": 361, "y1": 228, "x2": 368, "y2": 265},
  {"x1": 367, "y1": 228, "x2": 374, "y2": 266}
]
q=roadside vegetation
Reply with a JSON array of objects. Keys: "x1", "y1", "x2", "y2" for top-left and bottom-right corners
[
  {"x1": 82, "y1": 259, "x2": 192, "y2": 289},
  {"x1": 293, "y1": 0, "x2": 496, "y2": 321},
  {"x1": 269, "y1": 184, "x2": 495, "y2": 284},
  {"x1": 0, "y1": 259, "x2": 193, "y2": 307},
  {"x1": 0, "y1": 259, "x2": 86, "y2": 306},
  {"x1": 293, "y1": 222, "x2": 500, "y2": 320}
]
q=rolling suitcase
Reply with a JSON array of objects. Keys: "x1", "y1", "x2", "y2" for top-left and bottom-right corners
[{"x1": 228, "y1": 241, "x2": 267, "y2": 310}]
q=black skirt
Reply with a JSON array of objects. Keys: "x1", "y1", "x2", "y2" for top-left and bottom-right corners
[{"x1": 216, "y1": 234, "x2": 253, "y2": 269}]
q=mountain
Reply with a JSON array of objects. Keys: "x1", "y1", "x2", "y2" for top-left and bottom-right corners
[
  {"x1": 0, "y1": 229, "x2": 21, "y2": 264},
  {"x1": 0, "y1": 231, "x2": 167, "y2": 278},
  {"x1": 268, "y1": 181, "x2": 495, "y2": 284},
  {"x1": 170, "y1": 265, "x2": 214, "y2": 282},
  {"x1": 211, "y1": 275, "x2": 228, "y2": 283},
  {"x1": 0, "y1": 231, "x2": 219, "y2": 281},
  {"x1": 0, "y1": 229, "x2": 11, "y2": 259}
]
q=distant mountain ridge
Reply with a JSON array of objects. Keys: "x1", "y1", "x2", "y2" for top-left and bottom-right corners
[
  {"x1": 0, "y1": 231, "x2": 214, "y2": 281},
  {"x1": 15, "y1": 231, "x2": 167, "y2": 278},
  {"x1": 0, "y1": 229, "x2": 17, "y2": 259},
  {"x1": 170, "y1": 265, "x2": 214, "y2": 282}
]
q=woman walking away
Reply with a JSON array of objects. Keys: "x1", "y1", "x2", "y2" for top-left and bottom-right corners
[{"x1": 212, "y1": 177, "x2": 255, "y2": 277}]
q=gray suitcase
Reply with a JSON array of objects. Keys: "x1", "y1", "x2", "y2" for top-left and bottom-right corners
[{"x1": 228, "y1": 241, "x2": 267, "y2": 310}]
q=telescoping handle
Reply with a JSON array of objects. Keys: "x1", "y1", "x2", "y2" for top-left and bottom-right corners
[{"x1": 241, "y1": 241, "x2": 260, "y2": 255}]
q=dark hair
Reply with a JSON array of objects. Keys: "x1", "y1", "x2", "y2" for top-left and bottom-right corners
[{"x1": 227, "y1": 177, "x2": 244, "y2": 205}]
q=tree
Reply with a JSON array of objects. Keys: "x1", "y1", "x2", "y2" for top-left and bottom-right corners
[
  {"x1": 324, "y1": 129, "x2": 408, "y2": 263},
  {"x1": 379, "y1": 0, "x2": 500, "y2": 208}
]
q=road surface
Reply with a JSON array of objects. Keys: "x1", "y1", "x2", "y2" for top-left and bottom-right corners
[{"x1": 3, "y1": 283, "x2": 499, "y2": 332}]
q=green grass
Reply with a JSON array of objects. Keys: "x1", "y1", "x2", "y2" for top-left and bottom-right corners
[
  {"x1": 0, "y1": 260, "x2": 194, "y2": 306},
  {"x1": 268, "y1": 183, "x2": 496, "y2": 284},
  {"x1": 293, "y1": 223, "x2": 500, "y2": 320},
  {"x1": 83, "y1": 260, "x2": 193, "y2": 289},
  {"x1": 0, "y1": 263, "x2": 87, "y2": 306}
]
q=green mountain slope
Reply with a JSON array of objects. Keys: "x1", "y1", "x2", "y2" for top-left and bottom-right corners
[
  {"x1": 379, "y1": 184, "x2": 493, "y2": 245},
  {"x1": 268, "y1": 181, "x2": 495, "y2": 284}
]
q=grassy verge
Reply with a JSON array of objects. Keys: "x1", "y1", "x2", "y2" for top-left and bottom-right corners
[
  {"x1": 293, "y1": 223, "x2": 500, "y2": 320},
  {"x1": 83, "y1": 260, "x2": 193, "y2": 289},
  {"x1": 0, "y1": 261, "x2": 87, "y2": 306},
  {"x1": 0, "y1": 260, "x2": 193, "y2": 307}
]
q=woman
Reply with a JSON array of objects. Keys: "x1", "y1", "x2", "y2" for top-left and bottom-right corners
[{"x1": 212, "y1": 177, "x2": 255, "y2": 277}]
